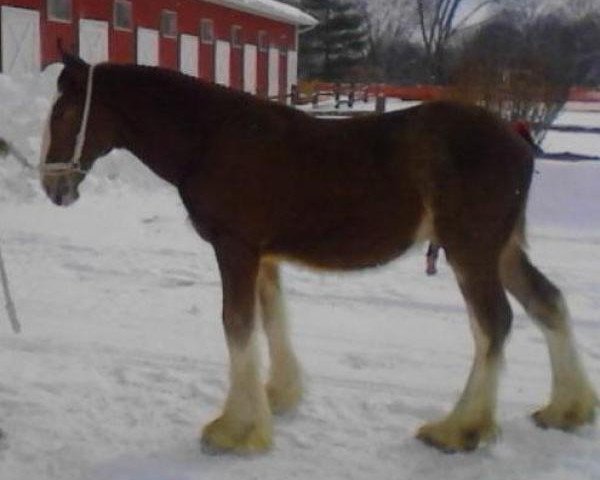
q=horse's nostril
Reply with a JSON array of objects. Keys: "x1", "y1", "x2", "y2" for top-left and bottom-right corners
[
  {"x1": 48, "y1": 179, "x2": 79, "y2": 207},
  {"x1": 53, "y1": 191, "x2": 64, "y2": 206}
]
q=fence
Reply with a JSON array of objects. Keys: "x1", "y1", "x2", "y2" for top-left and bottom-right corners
[{"x1": 282, "y1": 83, "x2": 600, "y2": 113}]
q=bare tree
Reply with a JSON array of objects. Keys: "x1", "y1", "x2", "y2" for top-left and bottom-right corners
[
  {"x1": 496, "y1": 0, "x2": 544, "y2": 20},
  {"x1": 416, "y1": 0, "x2": 496, "y2": 83},
  {"x1": 362, "y1": 0, "x2": 417, "y2": 44},
  {"x1": 356, "y1": 0, "x2": 418, "y2": 78},
  {"x1": 450, "y1": 12, "x2": 578, "y2": 144},
  {"x1": 560, "y1": 0, "x2": 600, "y2": 20}
]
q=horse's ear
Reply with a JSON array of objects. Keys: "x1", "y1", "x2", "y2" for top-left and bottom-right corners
[
  {"x1": 58, "y1": 39, "x2": 87, "y2": 69},
  {"x1": 57, "y1": 39, "x2": 89, "y2": 93}
]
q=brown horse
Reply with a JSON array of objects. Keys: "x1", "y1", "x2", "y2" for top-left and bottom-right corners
[{"x1": 40, "y1": 54, "x2": 597, "y2": 454}]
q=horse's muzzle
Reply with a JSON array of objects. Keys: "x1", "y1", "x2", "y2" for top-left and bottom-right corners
[{"x1": 41, "y1": 173, "x2": 81, "y2": 207}]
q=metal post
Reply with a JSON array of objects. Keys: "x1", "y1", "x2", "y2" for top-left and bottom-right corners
[{"x1": 0, "y1": 241, "x2": 21, "y2": 334}]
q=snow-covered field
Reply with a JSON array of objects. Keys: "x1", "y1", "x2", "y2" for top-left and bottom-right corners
[{"x1": 0, "y1": 70, "x2": 599, "y2": 480}]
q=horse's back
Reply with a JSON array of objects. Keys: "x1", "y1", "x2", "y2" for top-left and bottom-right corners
[{"x1": 280, "y1": 102, "x2": 533, "y2": 266}]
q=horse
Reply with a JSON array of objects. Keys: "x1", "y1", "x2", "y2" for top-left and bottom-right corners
[{"x1": 40, "y1": 53, "x2": 597, "y2": 454}]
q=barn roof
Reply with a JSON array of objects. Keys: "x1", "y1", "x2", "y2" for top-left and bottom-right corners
[{"x1": 203, "y1": 0, "x2": 318, "y2": 26}]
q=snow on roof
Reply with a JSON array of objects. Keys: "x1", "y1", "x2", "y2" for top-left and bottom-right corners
[{"x1": 203, "y1": 0, "x2": 318, "y2": 26}]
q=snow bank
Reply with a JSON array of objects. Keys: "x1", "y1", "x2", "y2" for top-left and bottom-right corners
[
  {"x1": 541, "y1": 131, "x2": 600, "y2": 158},
  {"x1": 529, "y1": 161, "x2": 600, "y2": 233}
]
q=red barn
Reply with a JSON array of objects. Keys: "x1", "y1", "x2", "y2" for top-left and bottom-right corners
[{"x1": 0, "y1": 0, "x2": 316, "y2": 99}]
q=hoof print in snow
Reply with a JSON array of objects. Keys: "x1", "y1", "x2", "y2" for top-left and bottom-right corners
[{"x1": 0, "y1": 429, "x2": 7, "y2": 451}]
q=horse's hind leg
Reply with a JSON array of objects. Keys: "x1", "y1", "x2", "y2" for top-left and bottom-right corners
[
  {"x1": 418, "y1": 255, "x2": 511, "y2": 452},
  {"x1": 500, "y1": 243, "x2": 598, "y2": 429},
  {"x1": 201, "y1": 237, "x2": 272, "y2": 453},
  {"x1": 258, "y1": 259, "x2": 303, "y2": 413}
]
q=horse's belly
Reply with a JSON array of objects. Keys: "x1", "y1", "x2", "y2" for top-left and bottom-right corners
[
  {"x1": 284, "y1": 242, "x2": 413, "y2": 271},
  {"x1": 267, "y1": 212, "x2": 424, "y2": 271}
]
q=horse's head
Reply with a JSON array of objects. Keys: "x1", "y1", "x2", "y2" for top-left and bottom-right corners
[{"x1": 40, "y1": 53, "x2": 116, "y2": 206}]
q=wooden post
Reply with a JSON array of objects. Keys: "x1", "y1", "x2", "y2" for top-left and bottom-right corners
[{"x1": 375, "y1": 94, "x2": 387, "y2": 114}]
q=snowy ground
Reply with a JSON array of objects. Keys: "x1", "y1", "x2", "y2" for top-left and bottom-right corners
[{"x1": 0, "y1": 71, "x2": 599, "y2": 480}]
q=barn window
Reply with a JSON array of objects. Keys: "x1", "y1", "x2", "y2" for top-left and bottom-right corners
[
  {"x1": 113, "y1": 0, "x2": 132, "y2": 31},
  {"x1": 47, "y1": 0, "x2": 71, "y2": 23},
  {"x1": 258, "y1": 31, "x2": 269, "y2": 52},
  {"x1": 231, "y1": 26, "x2": 243, "y2": 49},
  {"x1": 160, "y1": 10, "x2": 177, "y2": 38},
  {"x1": 200, "y1": 19, "x2": 215, "y2": 45}
]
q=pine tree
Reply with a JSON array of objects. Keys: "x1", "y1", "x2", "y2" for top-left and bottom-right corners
[{"x1": 299, "y1": 0, "x2": 368, "y2": 81}]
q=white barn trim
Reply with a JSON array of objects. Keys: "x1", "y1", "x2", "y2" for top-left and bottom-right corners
[
  {"x1": 137, "y1": 27, "x2": 159, "y2": 66},
  {"x1": 268, "y1": 46, "x2": 279, "y2": 98},
  {"x1": 79, "y1": 19, "x2": 109, "y2": 65},
  {"x1": 215, "y1": 40, "x2": 231, "y2": 86},
  {"x1": 243, "y1": 44, "x2": 257, "y2": 94},
  {"x1": 180, "y1": 34, "x2": 199, "y2": 77}
]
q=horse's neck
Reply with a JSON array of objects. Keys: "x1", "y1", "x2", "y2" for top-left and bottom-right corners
[{"x1": 108, "y1": 69, "x2": 217, "y2": 186}]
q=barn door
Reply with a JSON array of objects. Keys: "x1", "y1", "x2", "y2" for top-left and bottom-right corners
[
  {"x1": 215, "y1": 40, "x2": 230, "y2": 87},
  {"x1": 137, "y1": 27, "x2": 159, "y2": 66},
  {"x1": 79, "y1": 19, "x2": 109, "y2": 65},
  {"x1": 1, "y1": 6, "x2": 40, "y2": 75},
  {"x1": 243, "y1": 44, "x2": 257, "y2": 94},
  {"x1": 180, "y1": 34, "x2": 199, "y2": 77},
  {"x1": 287, "y1": 50, "x2": 298, "y2": 99},
  {"x1": 268, "y1": 47, "x2": 280, "y2": 99}
]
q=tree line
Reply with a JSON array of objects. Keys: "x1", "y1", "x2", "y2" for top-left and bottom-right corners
[
  {"x1": 293, "y1": 0, "x2": 600, "y2": 141},
  {"x1": 297, "y1": 0, "x2": 600, "y2": 88}
]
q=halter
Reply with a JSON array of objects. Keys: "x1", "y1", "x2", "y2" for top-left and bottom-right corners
[{"x1": 41, "y1": 64, "x2": 96, "y2": 176}]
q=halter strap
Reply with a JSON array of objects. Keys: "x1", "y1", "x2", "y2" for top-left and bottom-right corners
[
  {"x1": 42, "y1": 64, "x2": 96, "y2": 175},
  {"x1": 72, "y1": 63, "x2": 96, "y2": 168}
]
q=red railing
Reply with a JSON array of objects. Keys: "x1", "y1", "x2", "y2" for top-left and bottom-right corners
[
  {"x1": 291, "y1": 83, "x2": 600, "y2": 107},
  {"x1": 568, "y1": 87, "x2": 600, "y2": 102}
]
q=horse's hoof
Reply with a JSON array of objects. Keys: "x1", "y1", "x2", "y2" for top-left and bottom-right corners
[
  {"x1": 532, "y1": 401, "x2": 596, "y2": 431},
  {"x1": 416, "y1": 418, "x2": 498, "y2": 453},
  {"x1": 266, "y1": 381, "x2": 302, "y2": 415},
  {"x1": 201, "y1": 415, "x2": 272, "y2": 454}
]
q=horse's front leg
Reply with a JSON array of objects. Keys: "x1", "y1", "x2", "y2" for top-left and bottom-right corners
[
  {"x1": 201, "y1": 237, "x2": 272, "y2": 454},
  {"x1": 258, "y1": 259, "x2": 303, "y2": 414}
]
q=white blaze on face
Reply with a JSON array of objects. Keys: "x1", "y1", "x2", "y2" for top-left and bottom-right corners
[{"x1": 39, "y1": 91, "x2": 62, "y2": 168}]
